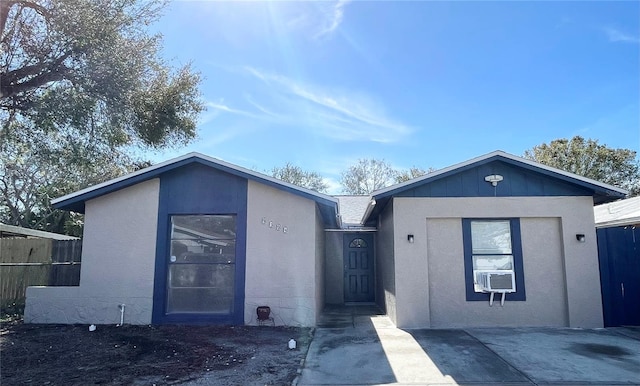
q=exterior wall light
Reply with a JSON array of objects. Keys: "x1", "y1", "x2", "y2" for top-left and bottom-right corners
[
  {"x1": 576, "y1": 234, "x2": 585, "y2": 242},
  {"x1": 484, "y1": 174, "x2": 504, "y2": 186},
  {"x1": 408, "y1": 234, "x2": 414, "y2": 243}
]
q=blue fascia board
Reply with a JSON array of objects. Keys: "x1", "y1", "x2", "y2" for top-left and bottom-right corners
[
  {"x1": 372, "y1": 154, "x2": 625, "y2": 201},
  {"x1": 363, "y1": 152, "x2": 626, "y2": 225},
  {"x1": 52, "y1": 154, "x2": 339, "y2": 227},
  {"x1": 52, "y1": 156, "x2": 201, "y2": 212}
]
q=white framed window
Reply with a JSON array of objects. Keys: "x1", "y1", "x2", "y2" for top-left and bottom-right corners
[{"x1": 462, "y1": 218, "x2": 526, "y2": 301}]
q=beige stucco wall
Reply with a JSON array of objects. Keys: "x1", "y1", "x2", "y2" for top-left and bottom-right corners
[
  {"x1": 25, "y1": 179, "x2": 160, "y2": 324},
  {"x1": 376, "y1": 201, "x2": 397, "y2": 324},
  {"x1": 245, "y1": 181, "x2": 320, "y2": 327},
  {"x1": 324, "y1": 232, "x2": 344, "y2": 304},
  {"x1": 314, "y1": 206, "x2": 325, "y2": 322},
  {"x1": 392, "y1": 196, "x2": 601, "y2": 329}
]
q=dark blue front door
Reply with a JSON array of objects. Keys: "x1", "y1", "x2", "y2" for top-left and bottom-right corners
[{"x1": 343, "y1": 233, "x2": 374, "y2": 303}]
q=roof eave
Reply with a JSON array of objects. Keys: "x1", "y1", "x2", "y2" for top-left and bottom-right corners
[
  {"x1": 370, "y1": 150, "x2": 628, "y2": 200},
  {"x1": 52, "y1": 152, "x2": 340, "y2": 217}
]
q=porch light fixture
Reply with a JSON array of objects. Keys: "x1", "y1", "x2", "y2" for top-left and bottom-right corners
[
  {"x1": 407, "y1": 234, "x2": 414, "y2": 243},
  {"x1": 576, "y1": 234, "x2": 585, "y2": 242},
  {"x1": 484, "y1": 174, "x2": 504, "y2": 186}
]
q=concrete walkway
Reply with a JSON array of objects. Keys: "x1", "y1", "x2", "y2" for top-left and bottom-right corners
[{"x1": 297, "y1": 306, "x2": 640, "y2": 386}]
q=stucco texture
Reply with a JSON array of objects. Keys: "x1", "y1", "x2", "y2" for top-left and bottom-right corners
[
  {"x1": 324, "y1": 232, "x2": 344, "y2": 305},
  {"x1": 386, "y1": 196, "x2": 602, "y2": 329},
  {"x1": 25, "y1": 179, "x2": 160, "y2": 325},
  {"x1": 244, "y1": 181, "x2": 322, "y2": 327},
  {"x1": 376, "y1": 202, "x2": 397, "y2": 324}
]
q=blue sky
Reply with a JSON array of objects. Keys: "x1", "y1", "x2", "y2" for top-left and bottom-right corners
[{"x1": 149, "y1": 1, "x2": 640, "y2": 193}]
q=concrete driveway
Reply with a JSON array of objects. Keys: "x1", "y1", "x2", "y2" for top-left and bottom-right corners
[{"x1": 296, "y1": 306, "x2": 640, "y2": 386}]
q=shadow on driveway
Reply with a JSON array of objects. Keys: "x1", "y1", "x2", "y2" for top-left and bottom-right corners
[
  {"x1": 298, "y1": 306, "x2": 640, "y2": 385},
  {"x1": 298, "y1": 305, "x2": 397, "y2": 385}
]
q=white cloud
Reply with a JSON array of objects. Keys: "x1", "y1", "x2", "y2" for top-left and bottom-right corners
[
  {"x1": 242, "y1": 66, "x2": 413, "y2": 143},
  {"x1": 197, "y1": 68, "x2": 413, "y2": 146},
  {"x1": 205, "y1": 101, "x2": 265, "y2": 120},
  {"x1": 314, "y1": 0, "x2": 350, "y2": 39},
  {"x1": 323, "y1": 177, "x2": 342, "y2": 195},
  {"x1": 602, "y1": 27, "x2": 640, "y2": 44}
]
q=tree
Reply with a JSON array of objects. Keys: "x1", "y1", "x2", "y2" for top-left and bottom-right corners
[
  {"x1": 0, "y1": 0, "x2": 205, "y2": 233},
  {"x1": 1, "y1": 0, "x2": 203, "y2": 148},
  {"x1": 271, "y1": 163, "x2": 328, "y2": 193},
  {"x1": 0, "y1": 148, "x2": 128, "y2": 235},
  {"x1": 340, "y1": 158, "x2": 396, "y2": 194},
  {"x1": 523, "y1": 136, "x2": 639, "y2": 196},
  {"x1": 395, "y1": 166, "x2": 434, "y2": 183}
]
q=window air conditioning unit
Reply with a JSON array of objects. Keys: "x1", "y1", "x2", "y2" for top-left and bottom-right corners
[{"x1": 477, "y1": 271, "x2": 516, "y2": 293}]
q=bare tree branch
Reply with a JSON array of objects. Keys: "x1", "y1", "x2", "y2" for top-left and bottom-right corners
[{"x1": 1, "y1": 0, "x2": 49, "y2": 41}]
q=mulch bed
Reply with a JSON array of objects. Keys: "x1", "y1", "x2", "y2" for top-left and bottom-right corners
[{"x1": 0, "y1": 319, "x2": 312, "y2": 385}]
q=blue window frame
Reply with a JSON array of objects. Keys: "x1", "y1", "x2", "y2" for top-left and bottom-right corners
[
  {"x1": 462, "y1": 218, "x2": 526, "y2": 301},
  {"x1": 151, "y1": 164, "x2": 247, "y2": 325}
]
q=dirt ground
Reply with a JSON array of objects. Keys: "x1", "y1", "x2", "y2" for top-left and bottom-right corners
[{"x1": 0, "y1": 319, "x2": 313, "y2": 386}]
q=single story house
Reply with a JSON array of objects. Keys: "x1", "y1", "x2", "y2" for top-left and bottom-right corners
[
  {"x1": 25, "y1": 150, "x2": 626, "y2": 328},
  {"x1": 594, "y1": 196, "x2": 640, "y2": 327}
]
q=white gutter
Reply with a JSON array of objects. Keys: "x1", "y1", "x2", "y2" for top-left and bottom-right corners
[{"x1": 360, "y1": 199, "x2": 377, "y2": 225}]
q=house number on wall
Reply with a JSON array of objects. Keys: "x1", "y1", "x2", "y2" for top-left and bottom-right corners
[{"x1": 261, "y1": 217, "x2": 288, "y2": 234}]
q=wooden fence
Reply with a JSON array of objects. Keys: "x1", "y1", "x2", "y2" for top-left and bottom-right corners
[{"x1": 0, "y1": 238, "x2": 82, "y2": 310}]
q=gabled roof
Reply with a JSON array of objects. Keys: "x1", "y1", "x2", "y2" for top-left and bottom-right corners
[
  {"x1": 594, "y1": 196, "x2": 640, "y2": 228},
  {"x1": 335, "y1": 196, "x2": 372, "y2": 225},
  {"x1": 362, "y1": 150, "x2": 627, "y2": 225},
  {"x1": 52, "y1": 152, "x2": 340, "y2": 228}
]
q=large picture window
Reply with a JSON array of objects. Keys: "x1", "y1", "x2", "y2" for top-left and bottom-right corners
[
  {"x1": 167, "y1": 215, "x2": 237, "y2": 314},
  {"x1": 462, "y1": 218, "x2": 526, "y2": 301}
]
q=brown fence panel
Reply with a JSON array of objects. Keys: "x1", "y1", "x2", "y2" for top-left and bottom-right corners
[
  {"x1": 0, "y1": 238, "x2": 82, "y2": 310},
  {"x1": 0, "y1": 239, "x2": 52, "y2": 309}
]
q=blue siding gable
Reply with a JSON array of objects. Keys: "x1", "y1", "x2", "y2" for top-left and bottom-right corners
[
  {"x1": 152, "y1": 163, "x2": 248, "y2": 325},
  {"x1": 362, "y1": 151, "x2": 626, "y2": 226},
  {"x1": 51, "y1": 153, "x2": 339, "y2": 228},
  {"x1": 396, "y1": 160, "x2": 593, "y2": 198},
  {"x1": 161, "y1": 163, "x2": 247, "y2": 214}
]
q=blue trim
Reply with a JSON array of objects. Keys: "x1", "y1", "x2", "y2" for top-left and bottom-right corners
[
  {"x1": 151, "y1": 164, "x2": 247, "y2": 325},
  {"x1": 53, "y1": 155, "x2": 339, "y2": 228},
  {"x1": 365, "y1": 155, "x2": 622, "y2": 224},
  {"x1": 597, "y1": 229, "x2": 614, "y2": 327},
  {"x1": 462, "y1": 218, "x2": 526, "y2": 302},
  {"x1": 597, "y1": 226, "x2": 640, "y2": 327},
  {"x1": 376, "y1": 155, "x2": 623, "y2": 200}
]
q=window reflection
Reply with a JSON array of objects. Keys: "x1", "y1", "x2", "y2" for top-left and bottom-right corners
[{"x1": 167, "y1": 215, "x2": 237, "y2": 314}]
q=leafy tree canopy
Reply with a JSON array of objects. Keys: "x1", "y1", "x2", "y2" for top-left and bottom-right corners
[
  {"x1": 523, "y1": 136, "x2": 639, "y2": 196},
  {"x1": 395, "y1": 166, "x2": 433, "y2": 183},
  {"x1": 271, "y1": 162, "x2": 328, "y2": 193},
  {"x1": 0, "y1": 0, "x2": 205, "y2": 234},
  {"x1": 340, "y1": 158, "x2": 396, "y2": 195}
]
